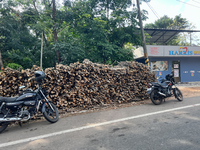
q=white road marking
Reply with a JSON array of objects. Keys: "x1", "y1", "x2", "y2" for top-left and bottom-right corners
[{"x1": 0, "y1": 103, "x2": 200, "y2": 148}]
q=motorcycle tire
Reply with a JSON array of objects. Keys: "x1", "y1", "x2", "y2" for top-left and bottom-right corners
[
  {"x1": 43, "y1": 102, "x2": 59, "y2": 123},
  {"x1": 150, "y1": 90, "x2": 163, "y2": 105},
  {"x1": 174, "y1": 88, "x2": 183, "y2": 101},
  {"x1": 0, "y1": 122, "x2": 8, "y2": 133}
]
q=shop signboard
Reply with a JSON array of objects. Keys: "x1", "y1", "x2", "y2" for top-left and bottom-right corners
[
  {"x1": 148, "y1": 46, "x2": 164, "y2": 56},
  {"x1": 147, "y1": 45, "x2": 200, "y2": 57}
]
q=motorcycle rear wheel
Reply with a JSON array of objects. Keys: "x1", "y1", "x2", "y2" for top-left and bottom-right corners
[
  {"x1": 150, "y1": 90, "x2": 163, "y2": 105},
  {"x1": 0, "y1": 122, "x2": 8, "y2": 133},
  {"x1": 174, "y1": 88, "x2": 183, "y2": 101},
  {"x1": 43, "y1": 102, "x2": 59, "y2": 123},
  {"x1": 0, "y1": 113, "x2": 8, "y2": 133}
]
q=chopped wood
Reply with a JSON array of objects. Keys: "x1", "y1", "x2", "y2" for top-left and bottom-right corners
[{"x1": 0, "y1": 59, "x2": 156, "y2": 111}]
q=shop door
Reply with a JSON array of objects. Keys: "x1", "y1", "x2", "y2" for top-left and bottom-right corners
[{"x1": 172, "y1": 61, "x2": 180, "y2": 82}]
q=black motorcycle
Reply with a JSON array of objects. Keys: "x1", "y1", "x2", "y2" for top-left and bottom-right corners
[
  {"x1": 148, "y1": 72, "x2": 183, "y2": 105},
  {"x1": 0, "y1": 71, "x2": 59, "y2": 133}
]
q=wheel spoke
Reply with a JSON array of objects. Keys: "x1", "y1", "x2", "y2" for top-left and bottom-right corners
[
  {"x1": 49, "y1": 112, "x2": 54, "y2": 118},
  {"x1": 50, "y1": 114, "x2": 55, "y2": 118},
  {"x1": 47, "y1": 111, "x2": 51, "y2": 116},
  {"x1": 46, "y1": 108, "x2": 55, "y2": 118},
  {"x1": 175, "y1": 89, "x2": 183, "y2": 101},
  {"x1": 43, "y1": 102, "x2": 59, "y2": 123},
  {"x1": 151, "y1": 90, "x2": 162, "y2": 105}
]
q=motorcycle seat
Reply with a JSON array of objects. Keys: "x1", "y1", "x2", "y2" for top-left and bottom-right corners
[
  {"x1": 151, "y1": 82, "x2": 158, "y2": 84},
  {"x1": 0, "y1": 97, "x2": 18, "y2": 102},
  {"x1": 160, "y1": 82, "x2": 168, "y2": 87},
  {"x1": 151, "y1": 82, "x2": 160, "y2": 86}
]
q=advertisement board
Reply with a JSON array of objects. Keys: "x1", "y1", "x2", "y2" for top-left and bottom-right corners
[
  {"x1": 151, "y1": 61, "x2": 168, "y2": 71},
  {"x1": 174, "y1": 69, "x2": 179, "y2": 77},
  {"x1": 147, "y1": 45, "x2": 200, "y2": 57}
]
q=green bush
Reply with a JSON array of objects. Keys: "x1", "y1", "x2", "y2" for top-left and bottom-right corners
[{"x1": 7, "y1": 63, "x2": 24, "y2": 70}]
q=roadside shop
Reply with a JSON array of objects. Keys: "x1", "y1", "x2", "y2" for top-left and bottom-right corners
[{"x1": 134, "y1": 45, "x2": 200, "y2": 82}]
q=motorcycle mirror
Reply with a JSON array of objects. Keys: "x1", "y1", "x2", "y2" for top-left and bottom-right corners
[{"x1": 19, "y1": 86, "x2": 26, "y2": 90}]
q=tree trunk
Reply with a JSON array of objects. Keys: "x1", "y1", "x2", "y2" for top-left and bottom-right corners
[
  {"x1": 0, "y1": 51, "x2": 4, "y2": 70},
  {"x1": 52, "y1": 0, "x2": 60, "y2": 64},
  {"x1": 107, "y1": 0, "x2": 109, "y2": 19}
]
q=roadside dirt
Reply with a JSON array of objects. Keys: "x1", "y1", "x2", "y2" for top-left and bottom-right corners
[
  {"x1": 178, "y1": 87, "x2": 200, "y2": 98},
  {"x1": 58, "y1": 86, "x2": 200, "y2": 118}
]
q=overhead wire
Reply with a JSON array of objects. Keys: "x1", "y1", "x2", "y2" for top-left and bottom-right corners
[
  {"x1": 148, "y1": 2, "x2": 160, "y2": 18},
  {"x1": 145, "y1": 2, "x2": 160, "y2": 19},
  {"x1": 192, "y1": 0, "x2": 200, "y2": 5},
  {"x1": 176, "y1": 0, "x2": 200, "y2": 8}
]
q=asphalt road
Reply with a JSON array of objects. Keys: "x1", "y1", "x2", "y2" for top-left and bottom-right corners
[{"x1": 1, "y1": 96, "x2": 200, "y2": 150}]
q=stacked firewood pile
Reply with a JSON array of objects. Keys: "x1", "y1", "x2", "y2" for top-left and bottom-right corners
[{"x1": 0, "y1": 59, "x2": 156, "y2": 111}]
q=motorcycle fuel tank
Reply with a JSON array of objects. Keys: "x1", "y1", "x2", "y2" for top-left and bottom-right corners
[{"x1": 16, "y1": 92, "x2": 36, "y2": 101}]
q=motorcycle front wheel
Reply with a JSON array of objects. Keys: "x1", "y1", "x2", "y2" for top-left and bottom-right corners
[
  {"x1": 174, "y1": 88, "x2": 183, "y2": 101},
  {"x1": 150, "y1": 90, "x2": 163, "y2": 105},
  {"x1": 43, "y1": 102, "x2": 59, "y2": 123}
]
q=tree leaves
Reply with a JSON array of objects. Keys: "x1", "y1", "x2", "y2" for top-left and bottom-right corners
[
  {"x1": 144, "y1": 14, "x2": 195, "y2": 45},
  {"x1": 1, "y1": 0, "x2": 145, "y2": 69}
]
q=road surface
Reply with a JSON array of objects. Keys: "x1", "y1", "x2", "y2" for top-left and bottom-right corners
[{"x1": 1, "y1": 96, "x2": 200, "y2": 150}]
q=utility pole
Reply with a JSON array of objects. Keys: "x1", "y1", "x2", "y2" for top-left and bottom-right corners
[
  {"x1": 136, "y1": 0, "x2": 149, "y2": 66},
  {"x1": 0, "y1": 0, "x2": 3, "y2": 9},
  {"x1": 40, "y1": 32, "x2": 43, "y2": 70}
]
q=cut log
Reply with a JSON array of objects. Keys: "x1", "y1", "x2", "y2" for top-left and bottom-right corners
[{"x1": 0, "y1": 59, "x2": 156, "y2": 110}]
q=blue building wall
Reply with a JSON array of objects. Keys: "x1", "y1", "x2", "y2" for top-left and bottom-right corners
[{"x1": 149, "y1": 57, "x2": 200, "y2": 82}]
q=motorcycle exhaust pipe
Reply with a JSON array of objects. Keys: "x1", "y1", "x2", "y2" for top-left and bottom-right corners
[
  {"x1": 0, "y1": 114, "x2": 30, "y2": 122},
  {"x1": 158, "y1": 92, "x2": 166, "y2": 96},
  {"x1": 0, "y1": 117, "x2": 22, "y2": 122}
]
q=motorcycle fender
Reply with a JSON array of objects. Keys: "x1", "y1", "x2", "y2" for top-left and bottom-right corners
[
  {"x1": 151, "y1": 86, "x2": 156, "y2": 90},
  {"x1": 149, "y1": 87, "x2": 157, "y2": 95},
  {"x1": 41, "y1": 103, "x2": 47, "y2": 113},
  {"x1": 153, "y1": 86, "x2": 161, "y2": 93},
  {"x1": 147, "y1": 87, "x2": 152, "y2": 95}
]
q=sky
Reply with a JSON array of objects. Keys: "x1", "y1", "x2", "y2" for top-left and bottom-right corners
[
  {"x1": 59, "y1": 0, "x2": 200, "y2": 30},
  {"x1": 138, "y1": 0, "x2": 200, "y2": 30},
  {"x1": 134, "y1": 0, "x2": 200, "y2": 44}
]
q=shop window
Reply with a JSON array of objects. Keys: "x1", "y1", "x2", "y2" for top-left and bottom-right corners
[{"x1": 151, "y1": 61, "x2": 168, "y2": 71}]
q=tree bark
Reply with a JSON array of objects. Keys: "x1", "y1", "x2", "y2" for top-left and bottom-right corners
[
  {"x1": 0, "y1": 51, "x2": 4, "y2": 70},
  {"x1": 52, "y1": 0, "x2": 60, "y2": 64},
  {"x1": 107, "y1": 0, "x2": 109, "y2": 19}
]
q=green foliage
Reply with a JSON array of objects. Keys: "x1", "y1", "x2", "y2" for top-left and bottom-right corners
[
  {"x1": 144, "y1": 14, "x2": 196, "y2": 45},
  {"x1": 65, "y1": 0, "x2": 143, "y2": 64},
  {"x1": 7, "y1": 63, "x2": 23, "y2": 70},
  {"x1": 0, "y1": 0, "x2": 147, "y2": 69},
  {"x1": 145, "y1": 15, "x2": 173, "y2": 29},
  {"x1": 145, "y1": 14, "x2": 189, "y2": 30},
  {"x1": 52, "y1": 42, "x2": 85, "y2": 65}
]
